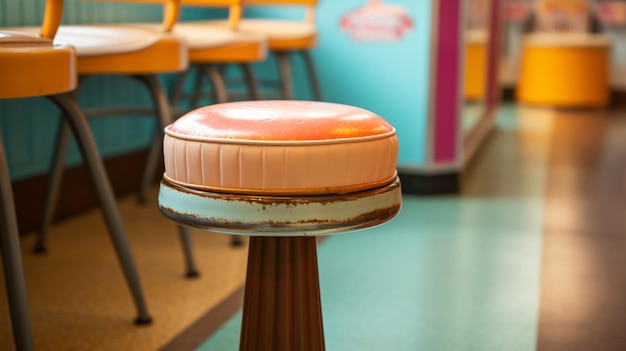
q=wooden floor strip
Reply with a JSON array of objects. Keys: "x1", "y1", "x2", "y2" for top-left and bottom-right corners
[
  {"x1": 537, "y1": 109, "x2": 626, "y2": 351},
  {"x1": 160, "y1": 286, "x2": 245, "y2": 351}
]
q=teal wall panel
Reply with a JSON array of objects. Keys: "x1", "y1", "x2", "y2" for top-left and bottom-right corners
[{"x1": 316, "y1": 0, "x2": 432, "y2": 167}]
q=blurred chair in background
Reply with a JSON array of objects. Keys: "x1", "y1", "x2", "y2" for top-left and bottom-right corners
[
  {"x1": 2, "y1": 0, "x2": 203, "y2": 277},
  {"x1": 1, "y1": 0, "x2": 153, "y2": 349},
  {"x1": 241, "y1": 0, "x2": 321, "y2": 100},
  {"x1": 43, "y1": 0, "x2": 203, "y2": 277},
  {"x1": 166, "y1": 0, "x2": 267, "y2": 111},
  {"x1": 247, "y1": 0, "x2": 320, "y2": 100},
  {"x1": 207, "y1": 0, "x2": 321, "y2": 100}
]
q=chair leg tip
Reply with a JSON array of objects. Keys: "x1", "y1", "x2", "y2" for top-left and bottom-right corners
[
  {"x1": 185, "y1": 270, "x2": 200, "y2": 279},
  {"x1": 32, "y1": 246, "x2": 47, "y2": 255},
  {"x1": 230, "y1": 237, "x2": 244, "y2": 247},
  {"x1": 134, "y1": 315, "x2": 153, "y2": 326}
]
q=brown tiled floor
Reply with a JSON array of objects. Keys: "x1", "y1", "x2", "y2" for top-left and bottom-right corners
[
  {"x1": 0, "y1": 186, "x2": 249, "y2": 350},
  {"x1": 537, "y1": 108, "x2": 626, "y2": 351}
]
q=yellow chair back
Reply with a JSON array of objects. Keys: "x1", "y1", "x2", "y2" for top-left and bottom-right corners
[
  {"x1": 180, "y1": 0, "x2": 244, "y2": 29},
  {"x1": 244, "y1": 0, "x2": 317, "y2": 23},
  {"x1": 40, "y1": 0, "x2": 65, "y2": 39},
  {"x1": 82, "y1": 0, "x2": 183, "y2": 31}
]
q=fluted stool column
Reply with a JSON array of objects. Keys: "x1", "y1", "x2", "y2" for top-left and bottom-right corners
[{"x1": 241, "y1": 236, "x2": 324, "y2": 351}]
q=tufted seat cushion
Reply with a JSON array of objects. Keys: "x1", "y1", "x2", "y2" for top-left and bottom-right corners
[{"x1": 163, "y1": 100, "x2": 398, "y2": 196}]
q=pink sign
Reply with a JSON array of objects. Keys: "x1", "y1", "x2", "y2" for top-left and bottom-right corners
[
  {"x1": 341, "y1": 0, "x2": 413, "y2": 42},
  {"x1": 596, "y1": 2, "x2": 626, "y2": 25},
  {"x1": 503, "y1": 0, "x2": 531, "y2": 22}
]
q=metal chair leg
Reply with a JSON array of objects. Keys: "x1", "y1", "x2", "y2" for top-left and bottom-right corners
[
  {"x1": 134, "y1": 74, "x2": 174, "y2": 205},
  {"x1": 300, "y1": 51, "x2": 323, "y2": 101},
  {"x1": 231, "y1": 235, "x2": 244, "y2": 247},
  {"x1": 178, "y1": 225, "x2": 199, "y2": 278},
  {"x1": 35, "y1": 120, "x2": 70, "y2": 254},
  {"x1": 138, "y1": 131, "x2": 162, "y2": 206},
  {"x1": 134, "y1": 75, "x2": 201, "y2": 277},
  {"x1": 0, "y1": 134, "x2": 34, "y2": 351},
  {"x1": 275, "y1": 52, "x2": 294, "y2": 100},
  {"x1": 239, "y1": 63, "x2": 261, "y2": 100},
  {"x1": 48, "y1": 93, "x2": 152, "y2": 325},
  {"x1": 171, "y1": 70, "x2": 189, "y2": 110},
  {"x1": 207, "y1": 64, "x2": 229, "y2": 103},
  {"x1": 191, "y1": 66, "x2": 207, "y2": 109}
]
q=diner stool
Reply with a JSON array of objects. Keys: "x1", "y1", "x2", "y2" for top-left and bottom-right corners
[
  {"x1": 464, "y1": 29, "x2": 488, "y2": 101},
  {"x1": 517, "y1": 33, "x2": 611, "y2": 108},
  {"x1": 206, "y1": 0, "x2": 322, "y2": 100},
  {"x1": 157, "y1": 100, "x2": 402, "y2": 350}
]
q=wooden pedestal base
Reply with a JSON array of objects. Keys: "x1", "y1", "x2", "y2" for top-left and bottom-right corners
[{"x1": 240, "y1": 236, "x2": 325, "y2": 351}]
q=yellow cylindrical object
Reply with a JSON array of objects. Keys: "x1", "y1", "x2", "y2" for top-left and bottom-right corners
[
  {"x1": 517, "y1": 33, "x2": 611, "y2": 108},
  {"x1": 464, "y1": 29, "x2": 487, "y2": 101}
]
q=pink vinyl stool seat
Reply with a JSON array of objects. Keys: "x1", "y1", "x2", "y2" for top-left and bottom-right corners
[{"x1": 158, "y1": 100, "x2": 402, "y2": 350}]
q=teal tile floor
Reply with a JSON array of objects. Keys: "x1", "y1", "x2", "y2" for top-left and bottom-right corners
[{"x1": 197, "y1": 105, "x2": 550, "y2": 350}]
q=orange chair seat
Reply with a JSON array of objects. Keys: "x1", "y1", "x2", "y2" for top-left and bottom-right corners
[
  {"x1": 161, "y1": 22, "x2": 267, "y2": 63},
  {"x1": 202, "y1": 19, "x2": 317, "y2": 51},
  {"x1": 3, "y1": 25, "x2": 188, "y2": 75},
  {"x1": 0, "y1": 32, "x2": 76, "y2": 99}
]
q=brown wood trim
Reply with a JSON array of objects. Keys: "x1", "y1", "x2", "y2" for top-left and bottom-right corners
[
  {"x1": 12, "y1": 148, "x2": 160, "y2": 235},
  {"x1": 159, "y1": 286, "x2": 246, "y2": 351}
]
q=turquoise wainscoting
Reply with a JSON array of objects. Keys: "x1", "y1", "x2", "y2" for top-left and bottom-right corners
[{"x1": 0, "y1": 1, "x2": 212, "y2": 181}]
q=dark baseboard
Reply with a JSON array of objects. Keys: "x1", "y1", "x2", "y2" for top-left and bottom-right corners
[
  {"x1": 503, "y1": 86, "x2": 626, "y2": 108},
  {"x1": 501, "y1": 87, "x2": 517, "y2": 102},
  {"x1": 12, "y1": 149, "x2": 159, "y2": 235},
  {"x1": 398, "y1": 171, "x2": 460, "y2": 195},
  {"x1": 610, "y1": 90, "x2": 626, "y2": 108}
]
